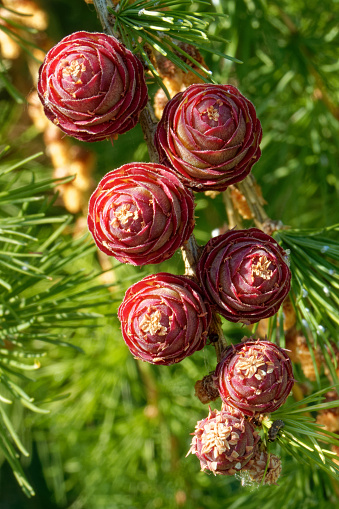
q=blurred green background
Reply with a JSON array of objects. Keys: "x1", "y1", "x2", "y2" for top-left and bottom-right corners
[{"x1": 0, "y1": 0, "x2": 338, "y2": 508}]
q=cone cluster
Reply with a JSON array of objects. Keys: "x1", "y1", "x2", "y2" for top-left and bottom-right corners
[
  {"x1": 37, "y1": 30, "x2": 294, "y2": 486},
  {"x1": 188, "y1": 337, "x2": 292, "y2": 480}
]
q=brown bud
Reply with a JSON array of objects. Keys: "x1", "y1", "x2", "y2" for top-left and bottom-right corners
[
  {"x1": 144, "y1": 405, "x2": 159, "y2": 420},
  {"x1": 175, "y1": 491, "x2": 187, "y2": 506},
  {"x1": 182, "y1": 69, "x2": 205, "y2": 88},
  {"x1": 317, "y1": 410, "x2": 339, "y2": 434},
  {"x1": 204, "y1": 190, "x2": 220, "y2": 199},
  {"x1": 195, "y1": 374, "x2": 219, "y2": 404},
  {"x1": 156, "y1": 55, "x2": 179, "y2": 79},
  {"x1": 176, "y1": 43, "x2": 205, "y2": 67}
]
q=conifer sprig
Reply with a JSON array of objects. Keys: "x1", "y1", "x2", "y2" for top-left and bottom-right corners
[
  {"x1": 269, "y1": 387, "x2": 339, "y2": 480},
  {"x1": 107, "y1": 0, "x2": 239, "y2": 92},
  {"x1": 0, "y1": 153, "x2": 110, "y2": 496},
  {"x1": 275, "y1": 226, "x2": 339, "y2": 381}
]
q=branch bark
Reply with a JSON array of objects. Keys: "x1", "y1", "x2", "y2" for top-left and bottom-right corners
[
  {"x1": 181, "y1": 235, "x2": 228, "y2": 361},
  {"x1": 93, "y1": 0, "x2": 159, "y2": 161}
]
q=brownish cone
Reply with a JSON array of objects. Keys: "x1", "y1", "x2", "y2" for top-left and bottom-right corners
[{"x1": 187, "y1": 406, "x2": 259, "y2": 475}]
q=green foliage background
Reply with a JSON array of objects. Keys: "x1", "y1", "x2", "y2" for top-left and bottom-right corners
[{"x1": 0, "y1": 0, "x2": 338, "y2": 508}]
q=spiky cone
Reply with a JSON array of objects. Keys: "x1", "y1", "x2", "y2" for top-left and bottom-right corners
[
  {"x1": 245, "y1": 451, "x2": 282, "y2": 485},
  {"x1": 118, "y1": 273, "x2": 211, "y2": 365},
  {"x1": 37, "y1": 31, "x2": 148, "y2": 142},
  {"x1": 196, "y1": 228, "x2": 291, "y2": 324},
  {"x1": 155, "y1": 83, "x2": 262, "y2": 192},
  {"x1": 87, "y1": 163, "x2": 195, "y2": 265},
  {"x1": 215, "y1": 339, "x2": 294, "y2": 416},
  {"x1": 187, "y1": 406, "x2": 259, "y2": 475}
]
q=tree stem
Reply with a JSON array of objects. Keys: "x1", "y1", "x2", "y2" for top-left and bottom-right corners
[
  {"x1": 181, "y1": 236, "x2": 228, "y2": 361},
  {"x1": 181, "y1": 235, "x2": 200, "y2": 277},
  {"x1": 93, "y1": 0, "x2": 114, "y2": 34}
]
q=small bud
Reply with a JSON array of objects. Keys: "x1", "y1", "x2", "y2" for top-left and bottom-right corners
[{"x1": 195, "y1": 374, "x2": 219, "y2": 404}]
